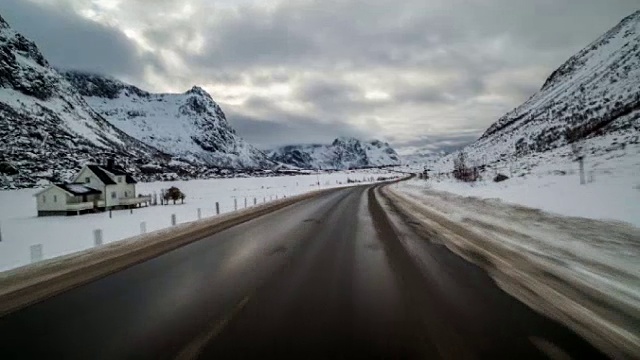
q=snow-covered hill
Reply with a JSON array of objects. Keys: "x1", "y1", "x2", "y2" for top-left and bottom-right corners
[
  {"x1": 63, "y1": 71, "x2": 273, "y2": 169},
  {"x1": 0, "y1": 15, "x2": 175, "y2": 189},
  {"x1": 434, "y1": 10, "x2": 640, "y2": 172},
  {"x1": 269, "y1": 137, "x2": 401, "y2": 169}
]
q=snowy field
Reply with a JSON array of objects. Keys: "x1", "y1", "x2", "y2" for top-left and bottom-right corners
[
  {"x1": 400, "y1": 134, "x2": 640, "y2": 227},
  {"x1": 0, "y1": 170, "x2": 398, "y2": 272}
]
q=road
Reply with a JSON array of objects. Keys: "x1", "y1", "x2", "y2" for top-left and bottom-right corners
[{"x1": 0, "y1": 185, "x2": 606, "y2": 359}]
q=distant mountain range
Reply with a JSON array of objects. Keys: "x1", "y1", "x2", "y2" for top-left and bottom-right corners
[
  {"x1": 0, "y1": 13, "x2": 399, "y2": 188},
  {"x1": 268, "y1": 137, "x2": 401, "y2": 170}
]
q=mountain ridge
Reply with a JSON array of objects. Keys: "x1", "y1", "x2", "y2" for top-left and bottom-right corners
[
  {"x1": 62, "y1": 70, "x2": 274, "y2": 169},
  {"x1": 268, "y1": 137, "x2": 401, "y2": 169},
  {"x1": 454, "y1": 10, "x2": 640, "y2": 167}
]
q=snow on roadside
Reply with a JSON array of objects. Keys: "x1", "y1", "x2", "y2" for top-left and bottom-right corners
[
  {"x1": 394, "y1": 179, "x2": 640, "y2": 308},
  {"x1": 400, "y1": 134, "x2": 640, "y2": 227},
  {"x1": 0, "y1": 170, "x2": 398, "y2": 272}
]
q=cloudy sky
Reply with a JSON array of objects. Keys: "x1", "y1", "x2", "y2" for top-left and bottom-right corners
[{"x1": 1, "y1": 0, "x2": 637, "y2": 153}]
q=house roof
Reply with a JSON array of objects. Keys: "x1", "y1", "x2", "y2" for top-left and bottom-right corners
[
  {"x1": 33, "y1": 183, "x2": 102, "y2": 197},
  {"x1": 57, "y1": 184, "x2": 102, "y2": 196},
  {"x1": 88, "y1": 164, "x2": 138, "y2": 185},
  {"x1": 86, "y1": 165, "x2": 117, "y2": 185}
]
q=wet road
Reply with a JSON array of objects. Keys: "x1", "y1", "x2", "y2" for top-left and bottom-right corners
[{"x1": 0, "y1": 185, "x2": 605, "y2": 359}]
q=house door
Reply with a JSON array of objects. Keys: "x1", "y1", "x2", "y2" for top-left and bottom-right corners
[{"x1": 82, "y1": 195, "x2": 88, "y2": 202}]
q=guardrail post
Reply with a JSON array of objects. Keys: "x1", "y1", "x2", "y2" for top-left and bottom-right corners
[
  {"x1": 171, "y1": 214, "x2": 177, "y2": 226},
  {"x1": 93, "y1": 229, "x2": 103, "y2": 246},
  {"x1": 140, "y1": 221, "x2": 147, "y2": 234},
  {"x1": 216, "y1": 202, "x2": 220, "y2": 215},
  {"x1": 30, "y1": 244, "x2": 43, "y2": 263}
]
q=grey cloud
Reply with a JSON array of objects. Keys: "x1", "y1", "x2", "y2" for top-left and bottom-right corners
[
  {"x1": 227, "y1": 109, "x2": 373, "y2": 149},
  {"x1": 0, "y1": 0, "x2": 145, "y2": 81},
  {"x1": 3, "y1": 0, "x2": 639, "y2": 152},
  {"x1": 393, "y1": 132, "x2": 481, "y2": 155}
]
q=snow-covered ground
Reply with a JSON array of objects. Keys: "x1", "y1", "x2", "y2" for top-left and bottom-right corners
[
  {"x1": 400, "y1": 134, "x2": 640, "y2": 227},
  {"x1": 0, "y1": 170, "x2": 398, "y2": 272}
]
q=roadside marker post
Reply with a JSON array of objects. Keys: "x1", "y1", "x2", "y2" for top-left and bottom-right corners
[
  {"x1": 30, "y1": 244, "x2": 43, "y2": 263},
  {"x1": 0, "y1": 222, "x2": 3, "y2": 242},
  {"x1": 244, "y1": 198, "x2": 247, "y2": 208},
  {"x1": 216, "y1": 202, "x2": 220, "y2": 215},
  {"x1": 263, "y1": 197, "x2": 266, "y2": 203},
  {"x1": 253, "y1": 198, "x2": 257, "y2": 206},
  {"x1": 140, "y1": 221, "x2": 147, "y2": 234},
  {"x1": 197, "y1": 208, "x2": 202, "y2": 220},
  {"x1": 93, "y1": 229, "x2": 103, "y2": 247},
  {"x1": 171, "y1": 214, "x2": 177, "y2": 226},
  {"x1": 234, "y1": 198, "x2": 238, "y2": 211}
]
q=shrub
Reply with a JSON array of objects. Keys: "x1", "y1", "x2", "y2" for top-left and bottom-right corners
[
  {"x1": 452, "y1": 152, "x2": 480, "y2": 182},
  {"x1": 163, "y1": 186, "x2": 186, "y2": 204}
]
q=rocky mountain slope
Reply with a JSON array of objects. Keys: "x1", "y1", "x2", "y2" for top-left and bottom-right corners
[
  {"x1": 268, "y1": 137, "x2": 401, "y2": 169},
  {"x1": 63, "y1": 71, "x2": 273, "y2": 169},
  {"x1": 0, "y1": 15, "x2": 179, "y2": 188},
  {"x1": 449, "y1": 10, "x2": 640, "y2": 167}
]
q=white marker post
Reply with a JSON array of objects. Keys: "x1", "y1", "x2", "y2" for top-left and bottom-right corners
[
  {"x1": 244, "y1": 198, "x2": 247, "y2": 208},
  {"x1": 93, "y1": 229, "x2": 103, "y2": 247},
  {"x1": 253, "y1": 197, "x2": 257, "y2": 206},
  {"x1": 30, "y1": 244, "x2": 43, "y2": 263},
  {"x1": 171, "y1": 214, "x2": 177, "y2": 226},
  {"x1": 234, "y1": 198, "x2": 238, "y2": 211},
  {"x1": 140, "y1": 221, "x2": 147, "y2": 234},
  {"x1": 197, "y1": 208, "x2": 202, "y2": 220},
  {"x1": 0, "y1": 221, "x2": 3, "y2": 242},
  {"x1": 216, "y1": 202, "x2": 220, "y2": 215}
]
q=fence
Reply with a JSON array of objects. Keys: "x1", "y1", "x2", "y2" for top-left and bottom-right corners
[{"x1": 0, "y1": 191, "x2": 291, "y2": 271}]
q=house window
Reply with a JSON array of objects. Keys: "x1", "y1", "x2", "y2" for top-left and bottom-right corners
[
  {"x1": 124, "y1": 191, "x2": 128, "y2": 198},
  {"x1": 53, "y1": 195, "x2": 57, "y2": 202},
  {"x1": 118, "y1": 177, "x2": 123, "y2": 183},
  {"x1": 85, "y1": 177, "x2": 91, "y2": 183},
  {"x1": 42, "y1": 195, "x2": 46, "y2": 203},
  {"x1": 111, "y1": 192, "x2": 117, "y2": 199}
]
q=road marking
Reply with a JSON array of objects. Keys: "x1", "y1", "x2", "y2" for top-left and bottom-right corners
[
  {"x1": 529, "y1": 336, "x2": 573, "y2": 360},
  {"x1": 174, "y1": 295, "x2": 251, "y2": 360}
]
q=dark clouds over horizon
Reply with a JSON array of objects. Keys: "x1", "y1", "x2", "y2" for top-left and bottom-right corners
[{"x1": 1, "y1": 0, "x2": 638, "y2": 153}]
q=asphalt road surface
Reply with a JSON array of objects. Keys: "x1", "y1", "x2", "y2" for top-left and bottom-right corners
[{"x1": 0, "y1": 185, "x2": 606, "y2": 359}]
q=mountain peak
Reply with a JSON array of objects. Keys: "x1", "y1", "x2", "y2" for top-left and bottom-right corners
[
  {"x1": 186, "y1": 85, "x2": 212, "y2": 99},
  {"x1": 0, "y1": 14, "x2": 10, "y2": 29}
]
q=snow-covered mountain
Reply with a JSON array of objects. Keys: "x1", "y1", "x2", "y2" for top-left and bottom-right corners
[
  {"x1": 268, "y1": 137, "x2": 401, "y2": 169},
  {"x1": 0, "y1": 15, "x2": 176, "y2": 188},
  {"x1": 63, "y1": 71, "x2": 273, "y2": 169},
  {"x1": 439, "y1": 10, "x2": 640, "y2": 169}
]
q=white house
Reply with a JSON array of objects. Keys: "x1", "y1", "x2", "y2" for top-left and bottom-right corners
[{"x1": 35, "y1": 161, "x2": 151, "y2": 216}]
